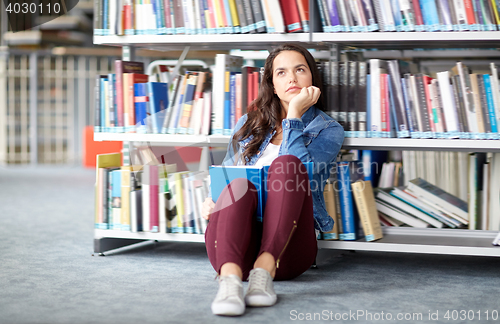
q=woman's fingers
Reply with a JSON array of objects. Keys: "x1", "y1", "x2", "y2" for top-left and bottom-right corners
[{"x1": 202, "y1": 198, "x2": 215, "y2": 220}]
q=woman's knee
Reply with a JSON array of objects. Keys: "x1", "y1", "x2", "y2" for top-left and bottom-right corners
[{"x1": 216, "y1": 178, "x2": 258, "y2": 211}]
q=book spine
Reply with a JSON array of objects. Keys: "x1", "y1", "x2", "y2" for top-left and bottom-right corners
[
  {"x1": 338, "y1": 162, "x2": 357, "y2": 241},
  {"x1": 483, "y1": 74, "x2": 499, "y2": 136},
  {"x1": 357, "y1": 61, "x2": 368, "y2": 138},
  {"x1": 250, "y1": 0, "x2": 267, "y2": 32},
  {"x1": 415, "y1": 74, "x2": 433, "y2": 137}
]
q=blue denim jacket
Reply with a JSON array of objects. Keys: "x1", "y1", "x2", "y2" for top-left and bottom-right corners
[{"x1": 220, "y1": 106, "x2": 345, "y2": 232}]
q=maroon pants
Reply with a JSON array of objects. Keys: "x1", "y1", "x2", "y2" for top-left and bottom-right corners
[{"x1": 205, "y1": 155, "x2": 318, "y2": 281}]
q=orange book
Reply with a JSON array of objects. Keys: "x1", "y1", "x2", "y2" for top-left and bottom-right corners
[
  {"x1": 235, "y1": 73, "x2": 243, "y2": 122},
  {"x1": 295, "y1": 0, "x2": 310, "y2": 31}
]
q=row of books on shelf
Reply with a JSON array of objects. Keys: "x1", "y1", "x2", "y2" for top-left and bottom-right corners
[
  {"x1": 94, "y1": 55, "x2": 262, "y2": 135},
  {"x1": 94, "y1": 0, "x2": 500, "y2": 36},
  {"x1": 317, "y1": 0, "x2": 500, "y2": 32},
  {"x1": 95, "y1": 152, "x2": 211, "y2": 234},
  {"x1": 371, "y1": 150, "x2": 500, "y2": 230},
  {"x1": 94, "y1": 0, "x2": 312, "y2": 36},
  {"x1": 95, "y1": 149, "x2": 499, "y2": 241},
  {"x1": 322, "y1": 59, "x2": 500, "y2": 139}
]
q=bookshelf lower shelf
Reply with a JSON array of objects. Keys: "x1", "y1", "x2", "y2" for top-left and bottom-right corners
[
  {"x1": 94, "y1": 228, "x2": 500, "y2": 257},
  {"x1": 318, "y1": 228, "x2": 500, "y2": 257}
]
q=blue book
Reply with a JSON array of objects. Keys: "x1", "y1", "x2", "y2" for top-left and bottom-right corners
[
  {"x1": 148, "y1": 82, "x2": 169, "y2": 134},
  {"x1": 134, "y1": 83, "x2": 148, "y2": 134},
  {"x1": 111, "y1": 170, "x2": 122, "y2": 230},
  {"x1": 222, "y1": 0, "x2": 234, "y2": 32},
  {"x1": 361, "y1": 150, "x2": 388, "y2": 188},
  {"x1": 103, "y1": 0, "x2": 109, "y2": 35},
  {"x1": 100, "y1": 78, "x2": 108, "y2": 132},
  {"x1": 419, "y1": 0, "x2": 441, "y2": 31},
  {"x1": 177, "y1": 78, "x2": 196, "y2": 134},
  {"x1": 209, "y1": 162, "x2": 313, "y2": 222},
  {"x1": 482, "y1": 74, "x2": 499, "y2": 137},
  {"x1": 328, "y1": 0, "x2": 342, "y2": 32},
  {"x1": 223, "y1": 72, "x2": 232, "y2": 135},
  {"x1": 337, "y1": 161, "x2": 359, "y2": 241}
]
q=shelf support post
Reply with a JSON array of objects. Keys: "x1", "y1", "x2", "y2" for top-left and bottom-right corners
[{"x1": 122, "y1": 46, "x2": 136, "y2": 62}]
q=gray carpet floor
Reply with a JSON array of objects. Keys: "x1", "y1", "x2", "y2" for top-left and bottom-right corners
[{"x1": 1, "y1": 166, "x2": 500, "y2": 324}]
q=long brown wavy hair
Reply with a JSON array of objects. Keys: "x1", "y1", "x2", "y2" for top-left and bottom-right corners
[{"x1": 232, "y1": 43, "x2": 325, "y2": 164}]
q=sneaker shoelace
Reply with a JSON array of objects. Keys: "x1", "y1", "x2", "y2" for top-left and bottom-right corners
[
  {"x1": 248, "y1": 270, "x2": 269, "y2": 293},
  {"x1": 218, "y1": 276, "x2": 241, "y2": 299}
]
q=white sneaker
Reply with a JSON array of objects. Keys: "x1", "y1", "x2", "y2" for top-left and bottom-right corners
[
  {"x1": 244, "y1": 268, "x2": 277, "y2": 307},
  {"x1": 211, "y1": 275, "x2": 245, "y2": 316}
]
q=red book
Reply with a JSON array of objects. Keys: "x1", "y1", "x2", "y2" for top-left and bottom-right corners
[
  {"x1": 411, "y1": 0, "x2": 424, "y2": 26},
  {"x1": 163, "y1": 0, "x2": 173, "y2": 31},
  {"x1": 247, "y1": 72, "x2": 254, "y2": 107},
  {"x1": 423, "y1": 75, "x2": 437, "y2": 133},
  {"x1": 149, "y1": 165, "x2": 159, "y2": 232},
  {"x1": 463, "y1": 0, "x2": 476, "y2": 24},
  {"x1": 252, "y1": 71, "x2": 260, "y2": 102},
  {"x1": 123, "y1": 4, "x2": 132, "y2": 30},
  {"x1": 278, "y1": 0, "x2": 303, "y2": 32},
  {"x1": 115, "y1": 61, "x2": 144, "y2": 129},
  {"x1": 124, "y1": 73, "x2": 148, "y2": 131},
  {"x1": 380, "y1": 74, "x2": 388, "y2": 134}
]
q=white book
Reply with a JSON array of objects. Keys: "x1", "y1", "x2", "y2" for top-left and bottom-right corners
[
  {"x1": 452, "y1": 0, "x2": 468, "y2": 27},
  {"x1": 195, "y1": 185, "x2": 209, "y2": 233},
  {"x1": 436, "y1": 71, "x2": 460, "y2": 138},
  {"x1": 108, "y1": 0, "x2": 117, "y2": 35},
  {"x1": 369, "y1": 59, "x2": 382, "y2": 137},
  {"x1": 391, "y1": 187, "x2": 460, "y2": 227},
  {"x1": 267, "y1": 0, "x2": 285, "y2": 33},
  {"x1": 130, "y1": 190, "x2": 142, "y2": 233},
  {"x1": 481, "y1": 162, "x2": 490, "y2": 230},
  {"x1": 468, "y1": 153, "x2": 478, "y2": 230},
  {"x1": 407, "y1": 177, "x2": 469, "y2": 222},
  {"x1": 488, "y1": 153, "x2": 500, "y2": 231},
  {"x1": 260, "y1": 0, "x2": 274, "y2": 33},
  {"x1": 458, "y1": 152, "x2": 468, "y2": 202},
  {"x1": 190, "y1": 97, "x2": 204, "y2": 135},
  {"x1": 193, "y1": 0, "x2": 203, "y2": 34},
  {"x1": 202, "y1": 91, "x2": 212, "y2": 135},
  {"x1": 212, "y1": 54, "x2": 243, "y2": 135},
  {"x1": 159, "y1": 192, "x2": 167, "y2": 234},
  {"x1": 457, "y1": 62, "x2": 479, "y2": 136},
  {"x1": 376, "y1": 200, "x2": 429, "y2": 228},
  {"x1": 376, "y1": 189, "x2": 444, "y2": 228}
]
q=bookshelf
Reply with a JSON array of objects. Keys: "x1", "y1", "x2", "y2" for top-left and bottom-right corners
[{"x1": 93, "y1": 31, "x2": 500, "y2": 256}]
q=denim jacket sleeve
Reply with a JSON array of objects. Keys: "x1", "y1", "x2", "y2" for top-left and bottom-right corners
[{"x1": 281, "y1": 113, "x2": 344, "y2": 176}]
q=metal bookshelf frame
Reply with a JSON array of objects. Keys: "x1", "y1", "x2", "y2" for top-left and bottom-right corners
[{"x1": 93, "y1": 33, "x2": 500, "y2": 256}]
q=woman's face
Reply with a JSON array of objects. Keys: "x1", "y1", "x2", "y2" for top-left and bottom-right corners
[{"x1": 272, "y1": 50, "x2": 313, "y2": 110}]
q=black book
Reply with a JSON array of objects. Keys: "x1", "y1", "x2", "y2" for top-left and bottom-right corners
[
  {"x1": 451, "y1": 74, "x2": 469, "y2": 135},
  {"x1": 338, "y1": 61, "x2": 349, "y2": 130},
  {"x1": 347, "y1": 61, "x2": 358, "y2": 136},
  {"x1": 414, "y1": 73, "x2": 433, "y2": 136}
]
